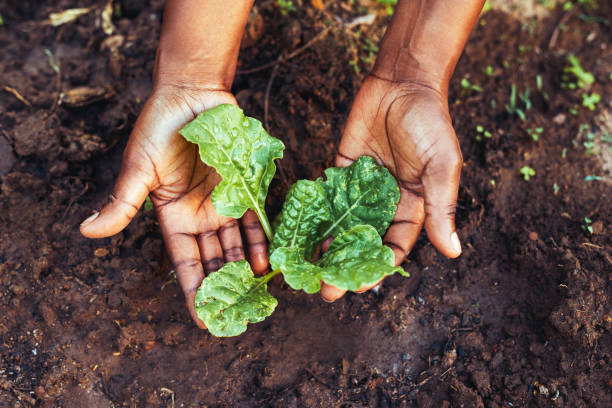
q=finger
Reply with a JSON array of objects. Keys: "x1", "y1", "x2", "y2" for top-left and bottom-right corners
[
  {"x1": 165, "y1": 232, "x2": 207, "y2": 329},
  {"x1": 320, "y1": 284, "x2": 346, "y2": 302},
  {"x1": 422, "y1": 141, "x2": 463, "y2": 258},
  {"x1": 241, "y1": 210, "x2": 269, "y2": 276},
  {"x1": 383, "y1": 188, "x2": 426, "y2": 265},
  {"x1": 80, "y1": 150, "x2": 154, "y2": 238},
  {"x1": 197, "y1": 230, "x2": 224, "y2": 273},
  {"x1": 218, "y1": 219, "x2": 246, "y2": 263}
]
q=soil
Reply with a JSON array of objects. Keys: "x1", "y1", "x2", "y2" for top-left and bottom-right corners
[{"x1": 1, "y1": 1, "x2": 611, "y2": 407}]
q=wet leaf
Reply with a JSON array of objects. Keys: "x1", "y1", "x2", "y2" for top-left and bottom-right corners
[
  {"x1": 270, "y1": 247, "x2": 321, "y2": 294},
  {"x1": 195, "y1": 260, "x2": 277, "y2": 337},
  {"x1": 318, "y1": 225, "x2": 407, "y2": 291},
  {"x1": 320, "y1": 156, "x2": 399, "y2": 238},
  {"x1": 180, "y1": 104, "x2": 284, "y2": 239},
  {"x1": 269, "y1": 179, "x2": 331, "y2": 258}
]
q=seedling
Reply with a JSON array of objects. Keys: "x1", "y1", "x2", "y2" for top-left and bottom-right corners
[
  {"x1": 581, "y1": 217, "x2": 593, "y2": 234},
  {"x1": 377, "y1": 0, "x2": 397, "y2": 15},
  {"x1": 179, "y1": 105, "x2": 407, "y2": 336},
  {"x1": 143, "y1": 196, "x2": 154, "y2": 212},
  {"x1": 484, "y1": 65, "x2": 494, "y2": 77},
  {"x1": 562, "y1": 55, "x2": 594, "y2": 90},
  {"x1": 460, "y1": 78, "x2": 482, "y2": 94},
  {"x1": 526, "y1": 127, "x2": 543, "y2": 142},
  {"x1": 475, "y1": 125, "x2": 492, "y2": 141},
  {"x1": 276, "y1": 0, "x2": 296, "y2": 15},
  {"x1": 581, "y1": 93, "x2": 600, "y2": 110},
  {"x1": 505, "y1": 84, "x2": 527, "y2": 121},
  {"x1": 519, "y1": 166, "x2": 536, "y2": 181},
  {"x1": 553, "y1": 183, "x2": 560, "y2": 195}
]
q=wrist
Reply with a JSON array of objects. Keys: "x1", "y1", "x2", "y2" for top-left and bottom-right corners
[
  {"x1": 371, "y1": 0, "x2": 485, "y2": 96},
  {"x1": 153, "y1": 45, "x2": 236, "y2": 92}
]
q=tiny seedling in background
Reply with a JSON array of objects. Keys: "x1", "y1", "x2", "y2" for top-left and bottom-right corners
[
  {"x1": 484, "y1": 65, "x2": 494, "y2": 77},
  {"x1": 475, "y1": 125, "x2": 492, "y2": 141},
  {"x1": 461, "y1": 78, "x2": 482, "y2": 93},
  {"x1": 562, "y1": 55, "x2": 594, "y2": 90},
  {"x1": 377, "y1": 0, "x2": 397, "y2": 15},
  {"x1": 553, "y1": 183, "x2": 560, "y2": 195},
  {"x1": 277, "y1": 0, "x2": 296, "y2": 15},
  {"x1": 505, "y1": 84, "x2": 527, "y2": 121},
  {"x1": 526, "y1": 127, "x2": 543, "y2": 142},
  {"x1": 581, "y1": 93, "x2": 600, "y2": 110},
  {"x1": 520, "y1": 166, "x2": 536, "y2": 181},
  {"x1": 581, "y1": 217, "x2": 593, "y2": 235},
  {"x1": 144, "y1": 196, "x2": 154, "y2": 212}
]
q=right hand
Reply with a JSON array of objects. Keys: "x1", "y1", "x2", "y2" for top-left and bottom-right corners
[{"x1": 80, "y1": 84, "x2": 270, "y2": 328}]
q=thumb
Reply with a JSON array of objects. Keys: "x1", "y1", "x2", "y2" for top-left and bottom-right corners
[
  {"x1": 80, "y1": 150, "x2": 154, "y2": 238},
  {"x1": 422, "y1": 141, "x2": 463, "y2": 258}
]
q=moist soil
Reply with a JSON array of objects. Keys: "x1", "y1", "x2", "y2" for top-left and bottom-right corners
[{"x1": 1, "y1": 1, "x2": 611, "y2": 407}]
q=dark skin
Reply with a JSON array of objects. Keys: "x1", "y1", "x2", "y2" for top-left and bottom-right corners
[{"x1": 81, "y1": 0, "x2": 485, "y2": 328}]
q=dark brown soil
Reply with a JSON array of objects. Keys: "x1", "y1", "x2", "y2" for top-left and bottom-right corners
[{"x1": 1, "y1": 1, "x2": 610, "y2": 407}]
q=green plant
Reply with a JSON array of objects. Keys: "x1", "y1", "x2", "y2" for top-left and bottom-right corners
[
  {"x1": 377, "y1": 0, "x2": 397, "y2": 15},
  {"x1": 475, "y1": 125, "x2": 492, "y2": 141},
  {"x1": 581, "y1": 217, "x2": 593, "y2": 234},
  {"x1": 179, "y1": 104, "x2": 407, "y2": 336},
  {"x1": 581, "y1": 92, "x2": 600, "y2": 110},
  {"x1": 520, "y1": 166, "x2": 536, "y2": 181},
  {"x1": 460, "y1": 78, "x2": 482, "y2": 93},
  {"x1": 505, "y1": 84, "x2": 527, "y2": 121},
  {"x1": 277, "y1": 0, "x2": 296, "y2": 15},
  {"x1": 484, "y1": 65, "x2": 494, "y2": 76},
  {"x1": 526, "y1": 127, "x2": 543, "y2": 141},
  {"x1": 562, "y1": 55, "x2": 594, "y2": 90}
]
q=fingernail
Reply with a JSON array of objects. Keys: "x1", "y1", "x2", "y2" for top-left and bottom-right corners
[
  {"x1": 450, "y1": 232, "x2": 462, "y2": 255},
  {"x1": 81, "y1": 212, "x2": 99, "y2": 227}
]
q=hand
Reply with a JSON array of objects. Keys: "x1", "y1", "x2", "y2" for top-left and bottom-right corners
[
  {"x1": 80, "y1": 85, "x2": 270, "y2": 328},
  {"x1": 320, "y1": 75, "x2": 463, "y2": 301}
]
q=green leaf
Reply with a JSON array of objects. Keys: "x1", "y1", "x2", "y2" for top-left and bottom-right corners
[
  {"x1": 269, "y1": 179, "x2": 331, "y2": 258},
  {"x1": 179, "y1": 104, "x2": 284, "y2": 239},
  {"x1": 321, "y1": 156, "x2": 399, "y2": 238},
  {"x1": 318, "y1": 225, "x2": 407, "y2": 291},
  {"x1": 269, "y1": 247, "x2": 321, "y2": 294},
  {"x1": 195, "y1": 260, "x2": 277, "y2": 337}
]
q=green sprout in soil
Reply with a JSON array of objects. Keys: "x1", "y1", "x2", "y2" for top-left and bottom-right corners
[
  {"x1": 475, "y1": 125, "x2": 492, "y2": 141},
  {"x1": 179, "y1": 104, "x2": 407, "y2": 336},
  {"x1": 144, "y1": 196, "x2": 154, "y2": 212},
  {"x1": 526, "y1": 127, "x2": 544, "y2": 142},
  {"x1": 0, "y1": 14, "x2": 4, "y2": 25},
  {"x1": 581, "y1": 92, "x2": 600, "y2": 110},
  {"x1": 484, "y1": 65, "x2": 494, "y2": 77},
  {"x1": 377, "y1": 0, "x2": 397, "y2": 15},
  {"x1": 520, "y1": 166, "x2": 536, "y2": 181},
  {"x1": 276, "y1": 0, "x2": 296, "y2": 15},
  {"x1": 461, "y1": 78, "x2": 482, "y2": 94},
  {"x1": 581, "y1": 217, "x2": 593, "y2": 235},
  {"x1": 562, "y1": 55, "x2": 594, "y2": 90},
  {"x1": 553, "y1": 182, "x2": 560, "y2": 195},
  {"x1": 506, "y1": 84, "x2": 527, "y2": 121}
]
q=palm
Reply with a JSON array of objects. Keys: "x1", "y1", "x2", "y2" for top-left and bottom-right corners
[
  {"x1": 81, "y1": 87, "x2": 269, "y2": 328},
  {"x1": 321, "y1": 76, "x2": 463, "y2": 301}
]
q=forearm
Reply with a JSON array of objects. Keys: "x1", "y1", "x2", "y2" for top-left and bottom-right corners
[
  {"x1": 154, "y1": 0, "x2": 254, "y2": 91},
  {"x1": 373, "y1": 0, "x2": 485, "y2": 95}
]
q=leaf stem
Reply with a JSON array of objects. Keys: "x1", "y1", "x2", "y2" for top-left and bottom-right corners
[
  {"x1": 256, "y1": 208, "x2": 274, "y2": 242},
  {"x1": 261, "y1": 269, "x2": 281, "y2": 284}
]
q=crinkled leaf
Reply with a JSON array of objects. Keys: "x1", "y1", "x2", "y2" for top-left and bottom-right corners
[
  {"x1": 321, "y1": 156, "x2": 399, "y2": 238},
  {"x1": 269, "y1": 179, "x2": 331, "y2": 258},
  {"x1": 179, "y1": 104, "x2": 284, "y2": 219},
  {"x1": 270, "y1": 247, "x2": 321, "y2": 294},
  {"x1": 195, "y1": 260, "x2": 277, "y2": 337},
  {"x1": 318, "y1": 225, "x2": 407, "y2": 291}
]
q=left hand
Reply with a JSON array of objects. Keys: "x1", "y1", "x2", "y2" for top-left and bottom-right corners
[{"x1": 320, "y1": 75, "x2": 463, "y2": 301}]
